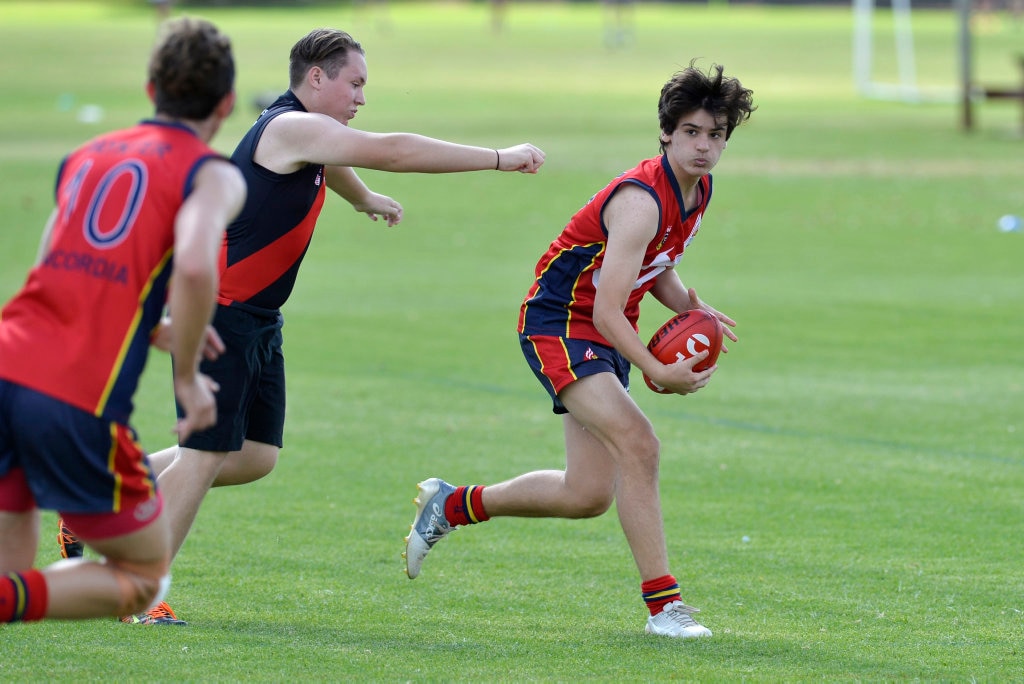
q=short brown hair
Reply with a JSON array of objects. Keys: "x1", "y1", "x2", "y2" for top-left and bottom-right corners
[
  {"x1": 289, "y1": 28, "x2": 364, "y2": 89},
  {"x1": 148, "y1": 17, "x2": 235, "y2": 120}
]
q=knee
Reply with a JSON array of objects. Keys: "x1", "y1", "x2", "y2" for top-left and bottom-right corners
[
  {"x1": 573, "y1": 491, "x2": 614, "y2": 518},
  {"x1": 109, "y1": 562, "x2": 170, "y2": 616},
  {"x1": 625, "y1": 431, "x2": 661, "y2": 473},
  {"x1": 247, "y1": 449, "x2": 278, "y2": 481},
  {"x1": 214, "y1": 445, "x2": 278, "y2": 486},
  {"x1": 563, "y1": 480, "x2": 615, "y2": 518}
]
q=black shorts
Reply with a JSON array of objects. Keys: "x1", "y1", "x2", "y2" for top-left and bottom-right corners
[{"x1": 177, "y1": 305, "x2": 286, "y2": 452}]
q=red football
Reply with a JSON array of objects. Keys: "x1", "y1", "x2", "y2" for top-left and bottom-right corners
[{"x1": 642, "y1": 309, "x2": 723, "y2": 394}]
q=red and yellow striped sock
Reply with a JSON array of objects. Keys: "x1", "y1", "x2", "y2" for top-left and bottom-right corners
[
  {"x1": 444, "y1": 485, "x2": 490, "y2": 527},
  {"x1": 641, "y1": 574, "x2": 681, "y2": 616},
  {"x1": 1, "y1": 570, "x2": 48, "y2": 623}
]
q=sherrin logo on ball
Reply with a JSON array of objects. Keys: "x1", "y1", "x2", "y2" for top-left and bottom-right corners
[{"x1": 643, "y1": 309, "x2": 724, "y2": 394}]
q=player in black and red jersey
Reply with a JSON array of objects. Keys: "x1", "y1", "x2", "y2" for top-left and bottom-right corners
[{"x1": 60, "y1": 27, "x2": 545, "y2": 625}]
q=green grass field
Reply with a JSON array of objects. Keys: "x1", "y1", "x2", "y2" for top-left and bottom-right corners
[{"x1": 1, "y1": 0, "x2": 1023, "y2": 680}]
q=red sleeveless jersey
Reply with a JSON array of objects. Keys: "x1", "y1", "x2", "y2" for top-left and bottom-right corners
[
  {"x1": 0, "y1": 121, "x2": 223, "y2": 423},
  {"x1": 518, "y1": 155, "x2": 712, "y2": 345}
]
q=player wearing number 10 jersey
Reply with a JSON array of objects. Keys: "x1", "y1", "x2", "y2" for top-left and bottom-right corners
[
  {"x1": 0, "y1": 17, "x2": 245, "y2": 624},
  {"x1": 0, "y1": 123, "x2": 224, "y2": 424}
]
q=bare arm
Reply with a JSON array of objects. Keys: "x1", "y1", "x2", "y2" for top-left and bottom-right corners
[
  {"x1": 648, "y1": 268, "x2": 691, "y2": 313},
  {"x1": 593, "y1": 185, "x2": 713, "y2": 395},
  {"x1": 650, "y1": 273, "x2": 738, "y2": 346},
  {"x1": 168, "y1": 158, "x2": 246, "y2": 439},
  {"x1": 256, "y1": 112, "x2": 544, "y2": 176},
  {"x1": 324, "y1": 165, "x2": 403, "y2": 227}
]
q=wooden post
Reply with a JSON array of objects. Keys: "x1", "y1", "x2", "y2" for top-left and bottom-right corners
[{"x1": 957, "y1": 0, "x2": 974, "y2": 131}]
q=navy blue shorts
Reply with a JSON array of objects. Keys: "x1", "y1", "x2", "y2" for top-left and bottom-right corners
[
  {"x1": 0, "y1": 380, "x2": 162, "y2": 536},
  {"x1": 519, "y1": 334, "x2": 631, "y2": 414},
  {"x1": 177, "y1": 305, "x2": 286, "y2": 452}
]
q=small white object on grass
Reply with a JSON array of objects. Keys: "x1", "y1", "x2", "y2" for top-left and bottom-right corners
[
  {"x1": 77, "y1": 104, "x2": 104, "y2": 124},
  {"x1": 997, "y1": 215, "x2": 1021, "y2": 233}
]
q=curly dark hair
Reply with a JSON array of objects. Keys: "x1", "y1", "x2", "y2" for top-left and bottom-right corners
[
  {"x1": 148, "y1": 17, "x2": 235, "y2": 120},
  {"x1": 288, "y1": 28, "x2": 365, "y2": 89},
  {"x1": 658, "y1": 61, "x2": 756, "y2": 152}
]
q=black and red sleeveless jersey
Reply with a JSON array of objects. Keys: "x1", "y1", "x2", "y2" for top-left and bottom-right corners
[{"x1": 218, "y1": 91, "x2": 326, "y2": 314}]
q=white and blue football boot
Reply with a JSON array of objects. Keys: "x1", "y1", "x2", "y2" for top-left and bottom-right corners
[{"x1": 403, "y1": 477, "x2": 456, "y2": 579}]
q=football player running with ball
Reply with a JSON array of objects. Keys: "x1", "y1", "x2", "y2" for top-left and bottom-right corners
[{"x1": 405, "y1": 62, "x2": 755, "y2": 639}]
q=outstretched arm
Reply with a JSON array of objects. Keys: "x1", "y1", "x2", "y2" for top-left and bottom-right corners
[{"x1": 256, "y1": 111, "x2": 545, "y2": 176}]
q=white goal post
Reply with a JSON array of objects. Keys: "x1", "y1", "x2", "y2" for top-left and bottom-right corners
[{"x1": 852, "y1": 0, "x2": 961, "y2": 103}]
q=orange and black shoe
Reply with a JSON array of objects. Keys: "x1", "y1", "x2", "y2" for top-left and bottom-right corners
[
  {"x1": 121, "y1": 601, "x2": 187, "y2": 626},
  {"x1": 57, "y1": 518, "x2": 84, "y2": 559}
]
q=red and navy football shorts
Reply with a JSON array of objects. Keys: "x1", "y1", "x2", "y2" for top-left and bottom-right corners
[
  {"x1": 0, "y1": 379, "x2": 162, "y2": 539},
  {"x1": 518, "y1": 334, "x2": 631, "y2": 414}
]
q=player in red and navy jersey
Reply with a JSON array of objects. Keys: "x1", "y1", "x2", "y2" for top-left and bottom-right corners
[
  {"x1": 55, "y1": 27, "x2": 545, "y2": 625},
  {"x1": 0, "y1": 18, "x2": 245, "y2": 624},
  {"x1": 517, "y1": 155, "x2": 711, "y2": 347},
  {"x1": 406, "y1": 62, "x2": 756, "y2": 639}
]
